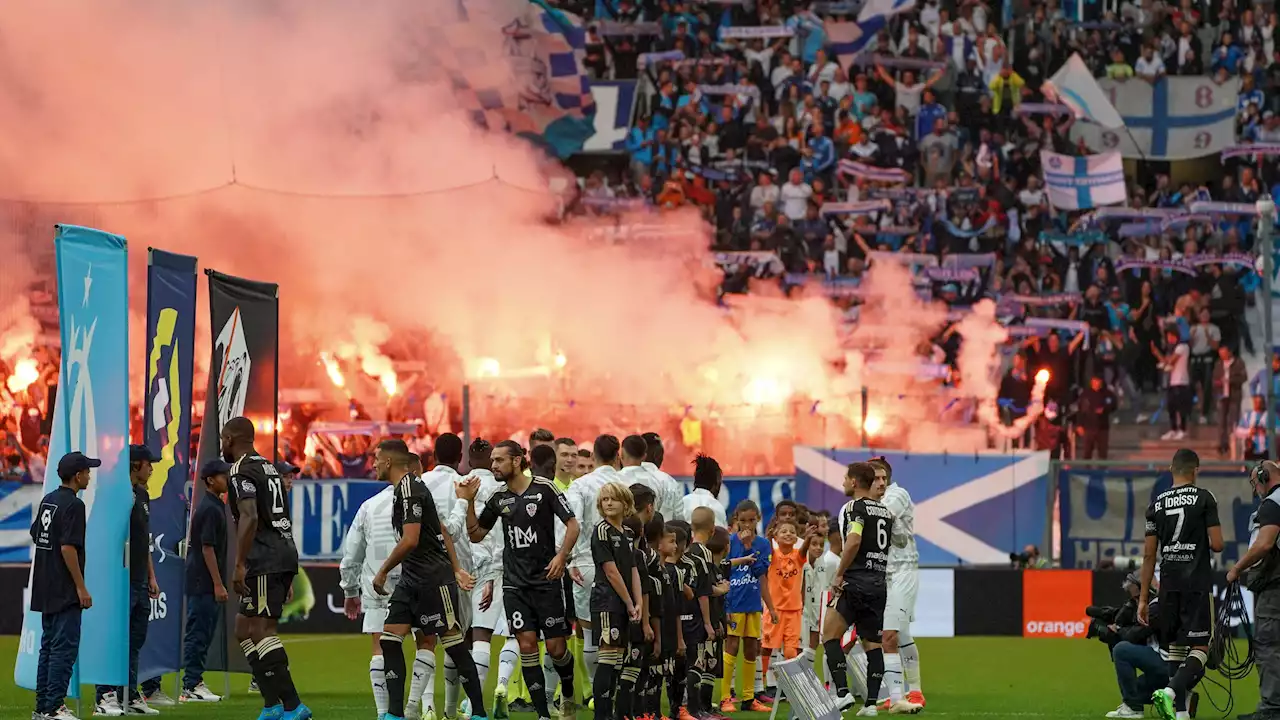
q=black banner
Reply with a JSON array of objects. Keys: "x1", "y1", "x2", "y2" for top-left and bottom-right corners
[{"x1": 195, "y1": 269, "x2": 280, "y2": 673}]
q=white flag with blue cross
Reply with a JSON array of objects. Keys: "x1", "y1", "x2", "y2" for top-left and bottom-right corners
[
  {"x1": 1071, "y1": 76, "x2": 1241, "y2": 161},
  {"x1": 1040, "y1": 150, "x2": 1127, "y2": 211}
]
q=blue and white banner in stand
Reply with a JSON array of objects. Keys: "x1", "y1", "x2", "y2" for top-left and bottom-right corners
[
  {"x1": 1041, "y1": 150, "x2": 1127, "y2": 210},
  {"x1": 1071, "y1": 76, "x2": 1241, "y2": 161},
  {"x1": 793, "y1": 446, "x2": 1051, "y2": 565},
  {"x1": 137, "y1": 250, "x2": 198, "y2": 686},
  {"x1": 15, "y1": 225, "x2": 132, "y2": 690}
]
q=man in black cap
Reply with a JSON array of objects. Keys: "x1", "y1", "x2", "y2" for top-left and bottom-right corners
[
  {"x1": 96, "y1": 445, "x2": 164, "y2": 716},
  {"x1": 31, "y1": 451, "x2": 97, "y2": 720},
  {"x1": 178, "y1": 459, "x2": 233, "y2": 703},
  {"x1": 274, "y1": 461, "x2": 301, "y2": 495}
]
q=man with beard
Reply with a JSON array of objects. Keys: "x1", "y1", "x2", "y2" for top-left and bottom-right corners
[
  {"x1": 462, "y1": 441, "x2": 582, "y2": 720},
  {"x1": 223, "y1": 417, "x2": 310, "y2": 720}
]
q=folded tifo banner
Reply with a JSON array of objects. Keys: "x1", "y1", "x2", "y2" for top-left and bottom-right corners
[
  {"x1": 421, "y1": 0, "x2": 609, "y2": 158},
  {"x1": 793, "y1": 446, "x2": 1051, "y2": 565},
  {"x1": 1041, "y1": 150, "x2": 1127, "y2": 211},
  {"x1": 1041, "y1": 53, "x2": 1125, "y2": 129},
  {"x1": 16, "y1": 226, "x2": 132, "y2": 693},
  {"x1": 826, "y1": 0, "x2": 918, "y2": 65}
]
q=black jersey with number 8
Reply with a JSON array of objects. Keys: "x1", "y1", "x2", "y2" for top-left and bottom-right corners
[
  {"x1": 478, "y1": 478, "x2": 576, "y2": 590},
  {"x1": 228, "y1": 452, "x2": 299, "y2": 577},
  {"x1": 1145, "y1": 484, "x2": 1220, "y2": 592}
]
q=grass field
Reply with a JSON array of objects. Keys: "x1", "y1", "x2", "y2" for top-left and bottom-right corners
[{"x1": 0, "y1": 635, "x2": 1262, "y2": 719}]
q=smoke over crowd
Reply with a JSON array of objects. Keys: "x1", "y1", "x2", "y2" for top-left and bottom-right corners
[{"x1": 0, "y1": 0, "x2": 1014, "y2": 472}]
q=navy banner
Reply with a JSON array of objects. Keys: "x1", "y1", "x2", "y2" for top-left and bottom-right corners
[
  {"x1": 137, "y1": 249, "x2": 198, "y2": 683},
  {"x1": 1058, "y1": 466, "x2": 1255, "y2": 568}
]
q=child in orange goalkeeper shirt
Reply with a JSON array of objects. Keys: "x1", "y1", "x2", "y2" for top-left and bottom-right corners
[{"x1": 761, "y1": 519, "x2": 807, "y2": 686}]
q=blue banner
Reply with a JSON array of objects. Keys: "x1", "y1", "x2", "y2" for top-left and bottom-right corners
[
  {"x1": 16, "y1": 225, "x2": 132, "y2": 690},
  {"x1": 137, "y1": 250, "x2": 197, "y2": 683},
  {"x1": 1058, "y1": 467, "x2": 1256, "y2": 568},
  {"x1": 285, "y1": 475, "x2": 795, "y2": 560},
  {"x1": 792, "y1": 446, "x2": 1052, "y2": 566},
  {"x1": 0, "y1": 482, "x2": 42, "y2": 562}
]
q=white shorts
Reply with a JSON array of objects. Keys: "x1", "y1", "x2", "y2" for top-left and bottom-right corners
[
  {"x1": 472, "y1": 581, "x2": 509, "y2": 636},
  {"x1": 457, "y1": 587, "x2": 473, "y2": 632},
  {"x1": 883, "y1": 568, "x2": 919, "y2": 633},
  {"x1": 572, "y1": 565, "x2": 595, "y2": 621},
  {"x1": 363, "y1": 597, "x2": 390, "y2": 634}
]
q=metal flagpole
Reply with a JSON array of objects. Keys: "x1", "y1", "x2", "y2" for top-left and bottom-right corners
[
  {"x1": 1257, "y1": 196, "x2": 1277, "y2": 460},
  {"x1": 462, "y1": 383, "x2": 472, "y2": 452}
]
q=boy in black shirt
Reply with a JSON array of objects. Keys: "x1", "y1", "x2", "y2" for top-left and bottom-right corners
[
  {"x1": 1140, "y1": 449, "x2": 1223, "y2": 720},
  {"x1": 671, "y1": 521, "x2": 713, "y2": 719},
  {"x1": 180, "y1": 460, "x2": 232, "y2": 703},
  {"x1": 95, "y1": 444, "x2": 163, "y2": 716},
  {"x1": 31, "y1": 451, "x2": 96, "y2": 720},
  {"x1": 646, "y1": 515, "x2": 680, "y2": 720},
  {"x1": 589, "y1": 482, "x2": 642, "y2": 720}
]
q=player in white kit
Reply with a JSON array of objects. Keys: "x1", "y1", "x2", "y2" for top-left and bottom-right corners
[
  {"x1": 868, "y1": 457, "x2": 924, "y2": 712},
  {"x1": 340, "y1": 461, "x2": 434, "y2": 719},
  {"x1": 462, "y1": 439, "x2": 519, "y2": 719}
]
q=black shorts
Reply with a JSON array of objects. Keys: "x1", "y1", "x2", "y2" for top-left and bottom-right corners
[
  {"x1": 596, "y1": 608, "x2": 630, "y2": 647},
  {"x1": 835, "y1": 585, "x2": 886, "y2": 644},
  {"x1": 239, "y1": 573, "x2": 294, "y2": 619},
  {"x1": 387, "y1": 582, "x2": 463, "y2": 635},
  {"x1": 1157, "y1": 589, "x2": 1213, "y2": 647},
  {"x1": 701, "y1": 640, "x2": 719, "y2": 675},
  {"x1": 505, "y1": 583, "x2": 571, "y2": 639}
]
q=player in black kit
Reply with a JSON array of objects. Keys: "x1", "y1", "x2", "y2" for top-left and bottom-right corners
[
  {"x1": 370, "y1": 439, "x2": 486, "y2": 720},
  {"x1": 589, "y1": 482, "x2": 642, "y2": 720},
  {"x1": 823, "y1": 461, "x2": 896, "y2": 717},
  {"x1": 222, "y1": 416, "x2": 310, "y2": 720},
  {"x1": 460, "y1": 440, "x2": 582, "y2": 720},
  {"x1": 1139, "y1": 449, "x2": 1224, "y2": 720}
]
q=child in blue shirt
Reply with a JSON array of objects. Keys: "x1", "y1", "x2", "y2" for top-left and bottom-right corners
[{"x1": 721, "y1": 500, "x2": 776, "y2": 711}]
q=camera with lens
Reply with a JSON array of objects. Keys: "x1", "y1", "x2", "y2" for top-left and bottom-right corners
[{"x1": 1085, "y1": 605, "x2": 1123, "y2": 644}]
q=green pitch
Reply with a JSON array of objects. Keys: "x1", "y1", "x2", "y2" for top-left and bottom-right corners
[{"x1": 0, "y1": 635, "x2": 1262, "y2": 719}]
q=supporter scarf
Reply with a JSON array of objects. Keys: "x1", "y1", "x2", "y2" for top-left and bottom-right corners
[
  {"x1": 1117, "y1": 222, "x2": 1160, "y2": 238},
  {"x1": 1026, "y1": 317, "x2": 1090, "y2": 334},
  {"x1": 639, "y1": 49, "x2": 685, "y2": 66},
  {"x1": 719, "y1": 25, "x2": 794, "y2": 38},
  {"x1": 597, "y1": 20, "x2": 663, "y2": 35},
  {"x1": 1221, "y1": 143, "x2": 1280, "y2": 159},
  {"x1": 1016, "y1": 103, "x2": 1073, "y2": 118},
  {"x1": 1188, "y1": 200, "x2": 1261, "y2": 216},
  {"x1": 837, "y1": 159, "x2": 912, "y2": 183},
  {"x1": 1005, "y1": 292, "x2": 1081, "y2": 306},
  {"x1": 924, "y1": 267, "x2": 978, "y2": 281},
  {"x1": 862, "y1": 54, "x2": 947, "y2": 70},
  {"x1": 872, "y1": 225, "x2": 921, "y2": 236},
  {"x1": 1186, "y1": 252, "x2": 1256, "y2": 268},
  {"x1": 944, "y1": 252, "x2": 996, "y2": 269},
  {"x1": 1038, "y1": 229, "x2": 1106, "y2": 245},
  {"x1": 821, "y1": 199, "x2": 892, "y2": 215},
  {"x1": 933, "y1": 216, "x2": 999, "y2": 238},
  {"x1": 1114, "y1": 256, "x2": 1197, "y2": 276},
  {"x1": 868, "y1": 250, "x2": 937, "y2": 267},
  {"x1": 698, "y1": 83, "x2": 760, "y2": 96}
]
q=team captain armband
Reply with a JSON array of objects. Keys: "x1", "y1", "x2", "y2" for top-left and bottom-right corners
[{"x1": 850, "y1": 520, "x2": 863, "y2": 536}]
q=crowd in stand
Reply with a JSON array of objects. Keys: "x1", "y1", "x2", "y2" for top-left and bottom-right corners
[{"x1": 558, "y1": 0, "x2": 1280, "y2": 458}]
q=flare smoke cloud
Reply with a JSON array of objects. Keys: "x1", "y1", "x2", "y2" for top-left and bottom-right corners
[{"x1": 0, "y1": 0, "x2": 1009, "y2": 463}]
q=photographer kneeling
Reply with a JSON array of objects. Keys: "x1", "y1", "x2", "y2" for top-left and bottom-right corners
[{"x1": 1092, "y1": 573, "x2": 1175, "y2": 719}]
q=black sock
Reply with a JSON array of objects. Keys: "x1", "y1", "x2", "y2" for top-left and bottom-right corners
[
  {"x1": 685, "y1": 661, "x2": 702, "y2": 715},
  {"x1": 1172, "y1": 650, "x2": 1207, "y2": 709},
  {"x1": 444, "y1": 640, "x2": 486, "y2": 718},
  {"x1": 380, "y1": 634, "x2": 407, "y2": 718},
  {"x1": 617, "y1": 648, "x2": 644, "y2": 720},
  {"x1": 823, "y1": 639, "x2": 849, "y2": 696},
  {"x1": 593, "y1": 648, "x2": 621, "y2": 720},
  {"x1": 669, "y1": 658, "x2": 686, "y2": 712},
  {"x1": 553, "y1": 648, "x2": 576, "y2": 704},
  {"x1": 240, "y1": 640, "x2": 279, "y2": 708},
  {"x1": 522, "y1": 652, "x2": 551, "y2": 719},
  {"x1": 863, "y1": 648, "x2": 884, "y2": 708},
  {"x1": 257, "y1": 637, "x2": 300, "y2": 711},
  {"x1": 644, "y1": 662, "x2": 661, "y2": 717}
]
